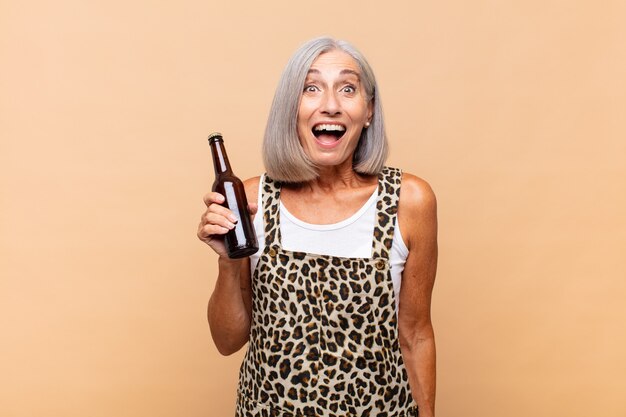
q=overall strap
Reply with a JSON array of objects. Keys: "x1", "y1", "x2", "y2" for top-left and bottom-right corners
[
  {"x1": 261, "y1": 174, "x2": 282, "y2": 248},
  {"x1": 371, "y1": 166, "x2": 403, "y2": 260}
]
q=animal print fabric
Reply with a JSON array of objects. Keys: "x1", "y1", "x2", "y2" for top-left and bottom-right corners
[{"x1": 235, "y1": 167, "x2": 418, "y2": 417}]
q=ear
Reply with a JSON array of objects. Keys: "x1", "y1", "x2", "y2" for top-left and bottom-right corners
[{"x1": 366, "y1": 99, "x2": 374, "y2": 124}]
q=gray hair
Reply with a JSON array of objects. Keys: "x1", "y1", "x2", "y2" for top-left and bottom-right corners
[{"x1": 262, "y1": 37, "x2": 388, "y2": 183}]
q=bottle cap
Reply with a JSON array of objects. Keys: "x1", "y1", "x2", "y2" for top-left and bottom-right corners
[{"x1": 208, "y1": 132, "x2": 223, "y2": 143}]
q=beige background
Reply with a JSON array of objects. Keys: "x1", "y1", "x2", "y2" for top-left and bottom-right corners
[{"x1": 1, "y1": 1, "x2": 625, "y2": 416}]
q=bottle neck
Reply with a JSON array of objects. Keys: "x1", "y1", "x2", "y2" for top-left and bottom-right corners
[{"x1": 210, "y1": 138, "x2": 232, "y2": 175}]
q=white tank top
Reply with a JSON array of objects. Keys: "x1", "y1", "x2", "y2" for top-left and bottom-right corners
[{"x1": 249, "y1": 175, "x2": 409, "y2": 311}]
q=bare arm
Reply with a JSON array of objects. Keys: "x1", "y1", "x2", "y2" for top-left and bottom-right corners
[
  {"x1": 197, "y1": 177, "x2": 259, "y2": 356},
  {"x1": 397, "y1": 173, "x2": 438, "y2": 417}
]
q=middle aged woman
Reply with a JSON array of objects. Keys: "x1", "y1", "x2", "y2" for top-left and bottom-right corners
[{"x1": 198, "y1": 37, "x2": 438, "y2": 417}]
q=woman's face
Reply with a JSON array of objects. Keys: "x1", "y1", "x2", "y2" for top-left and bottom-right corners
[{"x1": 297, "y1": 49, "x2": 373, "y2": 170}]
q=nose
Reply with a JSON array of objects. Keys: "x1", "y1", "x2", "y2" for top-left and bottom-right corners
[{"x1": 320, "y1": 90, "x2": 341, "y2": 116}]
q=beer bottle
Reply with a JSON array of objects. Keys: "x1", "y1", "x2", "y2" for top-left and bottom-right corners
[{"x1": 208, "y1": 132, "x2": 258, "y2": 258}]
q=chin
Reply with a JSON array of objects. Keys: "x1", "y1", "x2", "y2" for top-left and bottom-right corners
[{"x1": 309, "y1": 155, "x2": 352, "y2": 169}]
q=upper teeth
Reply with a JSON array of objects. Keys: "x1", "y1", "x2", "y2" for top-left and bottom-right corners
[{"x1": 314, "y1": 124, "x2": 345, "y2": 132}]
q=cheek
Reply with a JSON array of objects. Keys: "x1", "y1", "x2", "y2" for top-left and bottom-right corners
[
  {"x1": 296, "y1": 112, "x2": 309, "y2": 131},
  {"x1": 345, "y1": 100, "x2": 369, "y2": 120},
  {"x1": 298, "y1": 100, "x2": 315, "y2": 120},
  {"x1": 296, "y1": 116, "x2": 310, "y2": 145},
  {"x1": 297, "y1": 102, "x2": 317, "y2": 136}
]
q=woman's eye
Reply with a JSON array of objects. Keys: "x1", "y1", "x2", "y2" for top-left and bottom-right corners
[
  {"x1": 342, "y1": 85, "x2": 356, "y2": 94},
  {"x1": 304, "y1": 85, "x2": 319, "y2": 93}
]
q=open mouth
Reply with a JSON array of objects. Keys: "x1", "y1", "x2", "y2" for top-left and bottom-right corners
[{"x1": 312, "y1": 123, "x2": 346, "y2": 143}]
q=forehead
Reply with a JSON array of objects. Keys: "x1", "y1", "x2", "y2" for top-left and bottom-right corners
[{"x1": 308, "y1": 50, "x2": 361, "y2": 77}]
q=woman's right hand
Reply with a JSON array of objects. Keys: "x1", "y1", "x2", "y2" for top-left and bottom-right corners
[
  {"x1": 197, "y1": 192, "x2": 258, "y2": 259},
  {"x1": 197, "y1": 192, "x2": 238, "y2": 258}
]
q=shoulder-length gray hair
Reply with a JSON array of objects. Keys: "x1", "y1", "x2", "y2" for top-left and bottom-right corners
[{"x1": 262, "y1": 37, "x2": 388, "y2": 183}]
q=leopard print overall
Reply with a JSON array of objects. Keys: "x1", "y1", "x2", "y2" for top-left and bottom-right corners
[{"x1": 235, "y1": 167, "x2": 418, "y2": 417}]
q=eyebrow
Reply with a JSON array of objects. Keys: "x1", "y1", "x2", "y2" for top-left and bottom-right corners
[
  {"x1": 340, "y1": 69, "x2": 361, "y2": 78},
  {"x1": 306, "y1": 68, "x2": 361, "y2": 79}
]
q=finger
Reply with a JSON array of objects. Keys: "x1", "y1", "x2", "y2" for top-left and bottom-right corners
[
  {"x1": 206, "y1": 202, "x2": 239, "y2": 223},
  {"x1": 202, "y1": 212, "x2": 236, "y2": 230},
  {"x1": 197, "y1": 222, "x2": 230, "y2": 240},
  {"x1": 203, "y1": 192, "x2": 225, "y2": 207}
]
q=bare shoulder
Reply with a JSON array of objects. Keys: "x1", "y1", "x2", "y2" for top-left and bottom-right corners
[
  {"x1": 243, "y1": 176, "x2": 261, "y2": 202},
  {"x1": 398, "y1": 172, "x2": 438, "y2": 249},
  {"x1": 399, "y1": 172, "x2": 437, "y2": 213}
]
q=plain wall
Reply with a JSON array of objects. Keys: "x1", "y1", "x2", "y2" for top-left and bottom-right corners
[{"x1": 1, "y1": 1, "x2": 625, "y2": 416}]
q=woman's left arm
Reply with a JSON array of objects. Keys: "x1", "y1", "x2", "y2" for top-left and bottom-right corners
[{"x1": 397, "y1": 173, "x2": 438, "y2": 417}]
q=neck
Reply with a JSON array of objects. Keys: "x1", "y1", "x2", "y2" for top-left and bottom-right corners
[{"x1": 298, "y1": 163, "x2": 374, "y2": 194}]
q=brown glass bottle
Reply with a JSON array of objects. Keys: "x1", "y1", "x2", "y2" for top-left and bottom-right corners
[{"x1": 208, "y1": 132, "x2": 258, "y2": 258}]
